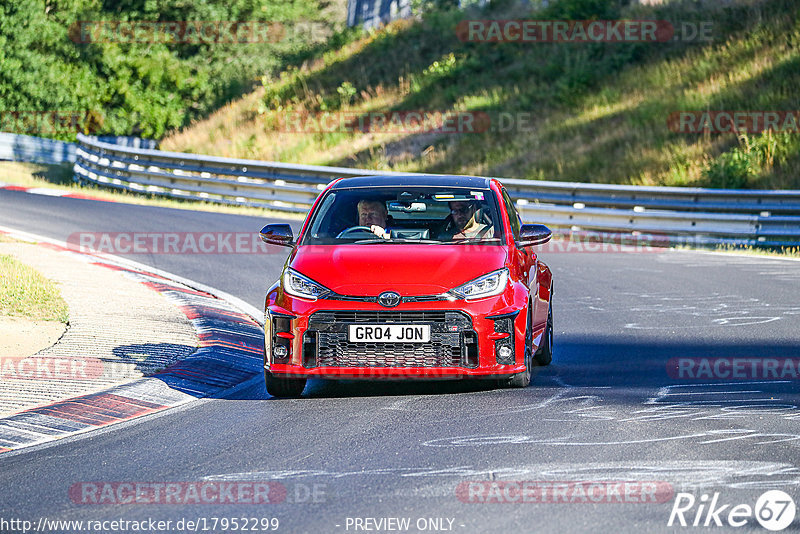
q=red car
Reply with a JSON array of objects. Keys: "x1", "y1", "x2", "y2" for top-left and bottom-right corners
[{"x1": 260, "y1": 175, "x2": 553, "y2": 397}]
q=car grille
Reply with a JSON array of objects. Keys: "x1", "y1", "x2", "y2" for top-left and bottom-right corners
[
  {"x1": 316, "y1": 332, "x2": 462, "y2": 367},
  {"x1": 306, "y1": 311, "x2": 476, "y2": 368}
]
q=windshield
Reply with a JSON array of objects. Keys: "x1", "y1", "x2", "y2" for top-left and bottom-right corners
[{"x1": 301, "y1": 187, "x2": 505, "y2": 245}]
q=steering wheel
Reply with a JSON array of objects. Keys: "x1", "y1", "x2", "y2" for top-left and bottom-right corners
[{"x1": 336, "y1": 226, "x2": 376, "y2": 238}]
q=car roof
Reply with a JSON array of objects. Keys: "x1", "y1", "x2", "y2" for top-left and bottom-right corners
[{"x1": 330, "y1": 175, "x2": 493, "y2": 190}]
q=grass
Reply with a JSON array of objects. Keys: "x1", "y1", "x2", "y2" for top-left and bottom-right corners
[
  {"x1": 161, "y1": 0, "x2": 800, "y2": 189},
  {"x1": 671, "y1": 242, "x2": 800, "y2": 259},
  {"x1": 709, "y1": 244, "x2": 800, "y2": 259},
  {"x1": 0, "y1": 162, "x2": 305, "y2": 220},
  {"x1": 0, "y1": 254, "x2": 69, "y2": 323}
]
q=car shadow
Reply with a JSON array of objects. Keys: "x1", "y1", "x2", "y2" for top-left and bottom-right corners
[
  {"x1": 109, "y1": 342, "x2": 197, "y2": 377},
  {"x1": 110, "y1": 342, "x2": 261, "y2": 397},
  {"x1": 303, "y1": 377, "x2": 502, "y2": 398},
  {"x1": 273, "y1": 335, "x2": 799, "y2": 399},
  {"x1": 128, "y1": 335, "x2": 800, "y2": 401}
]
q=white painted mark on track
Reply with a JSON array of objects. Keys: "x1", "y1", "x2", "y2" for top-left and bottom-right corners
[{"x1": 203, "y1": 461, "x2": 800, "y2": 490}]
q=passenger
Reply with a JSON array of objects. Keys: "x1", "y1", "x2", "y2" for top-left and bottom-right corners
[
  {"x1": 446, "y1": 200, "x2": 492, "y2": 239},
  {"x1": 357, "y1": 199, "x2": 390, "y2": 239}
]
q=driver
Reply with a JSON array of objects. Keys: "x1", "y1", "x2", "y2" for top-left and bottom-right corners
[
  {"x1": 357, "y1": 199, "x2": 390, "y2": 239},
  {"x1": 446, "y1": 200, "x2": 491, "y2": 239}
]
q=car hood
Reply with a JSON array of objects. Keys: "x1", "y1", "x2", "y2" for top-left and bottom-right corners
[{"x1": 290, "y1": 244, "x2": 508, "y2": 295}]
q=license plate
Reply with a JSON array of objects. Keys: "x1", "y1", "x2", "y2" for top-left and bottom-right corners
[{"x1": 348, "y1": 324, "x2": 431, "y2": 343}]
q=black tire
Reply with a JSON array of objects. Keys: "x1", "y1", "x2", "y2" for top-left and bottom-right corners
[
  {"x1": 264, "y1": 370, "x2": 307, "y2": 398},
  {"x1": 534, "y1": 297, "x2": 553, "y2": 367},
  {"x1": 503, "y1": 305, "x2": 533, "y2": 388}
]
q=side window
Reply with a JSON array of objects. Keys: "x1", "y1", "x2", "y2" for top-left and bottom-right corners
[{"x1": 501, "y1": 189, "x2": 521, "y2": 240}]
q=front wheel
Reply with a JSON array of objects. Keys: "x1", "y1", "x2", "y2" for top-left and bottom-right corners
[
  {"x1": 533, "y1": 297, "x2": 553, "y2": 366},
  {"x1": 503, "y1": 307, "x2": 533, "y2": 388},
  {"x1": 264, "y1": 370, "x2": 307, "y2": 398}
]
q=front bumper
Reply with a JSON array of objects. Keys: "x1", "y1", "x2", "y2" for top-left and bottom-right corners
[{"x1": 265, "y1": 293, "x2": 535, "y2": 380}]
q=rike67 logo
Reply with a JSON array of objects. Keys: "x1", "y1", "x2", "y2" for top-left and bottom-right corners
[{"x1": 668, "y1": 490, "x2": 796, "y2": 531}]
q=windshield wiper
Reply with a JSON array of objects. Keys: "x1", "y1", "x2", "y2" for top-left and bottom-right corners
[
  {"x1": 348, "y1": 237, "x2": 500, "y2": 245},
  {"x1": 351, "y1": 238, "x2": 441, "y2": 244},
  {"x1": 450, "y1": 238, "x2": 501, "y2": 244}
]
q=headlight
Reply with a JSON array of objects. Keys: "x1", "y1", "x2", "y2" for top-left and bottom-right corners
[
  {"x1": 450, "y1": 268, "x2": 508, "y2": 300},
  {"x1": 283, "y1": 269, "x2": 331, "y2": 300}
]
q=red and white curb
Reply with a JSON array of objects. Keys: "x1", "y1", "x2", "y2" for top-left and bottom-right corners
[
  {"x1": 0, "y1": 226, "x2": 265, "y2": 454},
  {"x1": 0, "y1": 183, "x2": 113, "y2": 202}
]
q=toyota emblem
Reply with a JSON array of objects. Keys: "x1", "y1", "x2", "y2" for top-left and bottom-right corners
[{"x1": 377, "y1": 291, "x2": 402, "y2": 308}]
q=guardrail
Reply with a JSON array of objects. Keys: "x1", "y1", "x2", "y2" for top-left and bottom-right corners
[
  {"x1": 0, "y1": 132, "x2": 76, "y2": 165},
  {"x1": 0, "y1": 133, "x2": 157, "y2": 166},
  {"x1": 72, "y1": 133, "x2": 800, "y2": 246}
]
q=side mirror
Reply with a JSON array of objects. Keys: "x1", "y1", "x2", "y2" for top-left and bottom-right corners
[
  {"x1": 519, "y1": 224, "x2": 551, "y2": 247},
  {"x1": 260, "y1": 224, "x2": 294, "y2": 247}
]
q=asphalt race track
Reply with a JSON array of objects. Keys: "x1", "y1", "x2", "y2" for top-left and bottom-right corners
[{"x1": 1, "y1": 189, "x2": 799, "y2": 533}]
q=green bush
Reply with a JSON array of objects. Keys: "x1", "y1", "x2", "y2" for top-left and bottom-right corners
[
  {"x1": 703, "y1": 131, "x2": 797, "y2": 188},
  {"x1": 0, "y1": 0, "x2": 342, "y2": 140}
]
